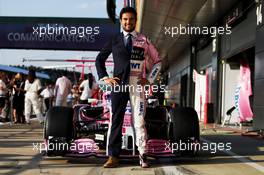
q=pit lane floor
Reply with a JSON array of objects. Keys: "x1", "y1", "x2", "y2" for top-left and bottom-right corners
[{"x1": 0, "y1": 121, "x2": 263, "y2": 175}]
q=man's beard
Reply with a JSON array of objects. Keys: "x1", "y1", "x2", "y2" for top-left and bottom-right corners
[{"x1": 123, "y1": 26, "x2": 135, "y2": 33}]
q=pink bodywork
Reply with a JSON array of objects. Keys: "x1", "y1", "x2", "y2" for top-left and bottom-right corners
[
  {"x1": 132, "y1": 33, "x2": 161, "y2": 83},
  {"x1": 237, "y1": 59, "x2": 253, "y2": 122}
]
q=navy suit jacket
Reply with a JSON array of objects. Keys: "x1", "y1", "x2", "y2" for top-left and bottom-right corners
[{"x1": 96, "y1": 33, "x2": 131, "y2": 84}]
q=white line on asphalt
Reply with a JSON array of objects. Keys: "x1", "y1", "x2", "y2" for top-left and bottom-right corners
[
  {"x1": 161, "y1": 167, "x2": 186, "y2": 175},
  {"x1": 156, "y1": 166, "x2": 195, "y2": 175},
  {"x1": 201, "y1": 138, "x2": 264, "y2": 173}
]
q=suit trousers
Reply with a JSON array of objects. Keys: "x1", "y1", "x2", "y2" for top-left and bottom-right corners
[{"x1": 108, "y1": 91, "x2": 130, "y2": 157}]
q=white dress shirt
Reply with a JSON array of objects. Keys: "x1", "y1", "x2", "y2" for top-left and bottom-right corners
[{"x1": 55, "y1": 76, "x2": 72, "y2": 98}]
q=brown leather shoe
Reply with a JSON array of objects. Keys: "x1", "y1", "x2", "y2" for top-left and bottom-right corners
[{"x1": 103, "y1": 156, "x2": 119, "y2": 168}]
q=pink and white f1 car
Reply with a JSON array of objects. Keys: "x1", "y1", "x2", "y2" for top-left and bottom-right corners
[{"x1": 43, "y1": 90, "x2": 200, "y2": 158}]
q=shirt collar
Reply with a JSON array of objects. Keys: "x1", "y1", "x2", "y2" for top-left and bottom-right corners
[{"x1": 123, "y1": 30, "x2": 137, "y2": 38}]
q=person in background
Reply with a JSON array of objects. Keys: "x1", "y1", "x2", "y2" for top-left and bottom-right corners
[
  {"x1": 24, "y1": 69, "x2": 45, "y2": 124},
  {"x1": 71, "y1": 84, "x2": 80, "y2": 105},
  {"x1": 4, "y1": 74, "x2": 13, "y2": 122},
  {"x1": 11, "y1": 73, "x2": 25, "y2": 123},
  {"x1": 40, "y1": 82, "x2": 54, "y2": 113},
  {"x1": 78, "y1": 73, "x2": 99, "y2": 104},
  {"x1": 0, "y1": 72, "x2": 7, "y2": 121},
  {"x1": 54, "y1": 72, "x2": 72, "y2": 107}
]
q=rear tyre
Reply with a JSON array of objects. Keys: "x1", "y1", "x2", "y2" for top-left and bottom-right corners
[
  {"x1": 145, "y1": 106, "x2": 169, "y2": 140},
  {"x1": 169, "y1": 107, "x2": 200, "y2": 156},
  {"x1": 44, "y1": 106, "x2": 74, "y2": 156}
]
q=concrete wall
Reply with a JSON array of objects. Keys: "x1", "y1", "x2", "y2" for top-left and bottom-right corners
[
  {"x1": 196, "y1": 42, "x2": 212, "y2": 71},
  {"x1": 221, "y1": 8, "x2": 256, "y2": 59},
  {"x1": 254, "y1": 5, "x2": 264, "y2": 129},
  {"x1": 167, "y1": 48, "x2": 191, "y2": 106}
]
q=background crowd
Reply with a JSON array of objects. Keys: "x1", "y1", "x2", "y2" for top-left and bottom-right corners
[{"x1": 0, "y1": 69, "x2": 99, "y2": 124}]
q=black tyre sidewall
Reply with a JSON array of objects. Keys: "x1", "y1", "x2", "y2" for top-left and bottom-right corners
[{"x1": 44, "y1": 106, "x2": 74, "y2": 141}]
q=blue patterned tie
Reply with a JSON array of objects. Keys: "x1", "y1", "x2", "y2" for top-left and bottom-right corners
[{"x1": 126, "y1": 33, "x2": 132, "y2": 54}]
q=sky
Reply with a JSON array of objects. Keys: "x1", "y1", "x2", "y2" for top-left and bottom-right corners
[{"x1": 0, "y1": 0, "x2": 123, "y2": 74}]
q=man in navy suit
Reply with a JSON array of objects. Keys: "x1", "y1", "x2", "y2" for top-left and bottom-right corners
[{"x1": 96, "y1": 6, "x2": 161, "y2": 168}]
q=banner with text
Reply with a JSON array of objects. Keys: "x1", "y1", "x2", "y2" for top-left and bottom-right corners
[{"x1": 0, "y1": 17, "x2": 120, "y2": 51}]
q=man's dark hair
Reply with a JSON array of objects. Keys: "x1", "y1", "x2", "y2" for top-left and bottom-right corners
[
  {"x1": 87, "y1": 73, "x2": 93, "y2": 89},
  {"x1": 62, "y1": 71, "x2": 68, "y2": 77},
  {"x1": 28, "y1": 69, "x2": 36, "y2": 79},
  {"x1": 28, "y1": 68, "x2": 36, "y2": 83},
  {"x1": 119, "y1": 6, "x2": 137, "y2": 20}
]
